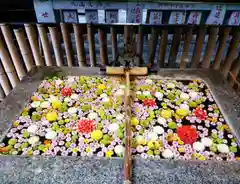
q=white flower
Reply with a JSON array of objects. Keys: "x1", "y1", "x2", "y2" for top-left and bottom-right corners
[
  {"x1": 114, "y1": 89, "x2": 124, "y2": 96},
  {"x1": 70, "y1": 94, "x2": 79, "y2": 100},
  {"x1": 145, "y1": 79, "x2": 153, "y2": 84},
  {"x1": 136, "y1": 91, "x2": 142, "y2": 95},
  {"x1": 40, "y1": 101, "x2": 51, "y2": 108},
  {"x1": 49, "y1": 95, "x2": 58, "y2": 102},
  {"x1": 167, "y1": 83, "x2": 175, "y2": 89},
  {"x1": 41, "y1": 120, "x2": 49, "y2": 125},
  {"x1": 193, "y1": 142, "x2": 205, "y2": 152},
  {"x1": 201, "y1": 137, "x2": 213, "y2": 147},
  {"x1": 153, "y1": 126, "x2": 164, "y2": 135},
  {"x1": 180, "y1": 93, "x2": 190, "y2": 101},
  {"x1": 136, "y1": 145, "x2": 144, "y2": 152},
  {"x1": 100, "y1": 93, "x2": 108, "y2": 98},
  {"x1": 136, "y1": 135, "x2": 145, "y2": 145},
  {"x1": 88, "y1": 112, "x2": 98, "y2": 120},
  {"x1": 114, "y1": 145, "x2": 125, "y2": 156},
  {"x1": 162, "y1": 149, "x2": 174, "y2": 159},
  {"x1": 67, "y1": 76, "x2": 75, "y2": 83},
  {"x1": 180, "y1": 104, "x2": 190, "y2": 111},
  {"x1": 28, "y1": 136, "x2": 40, "y2": 145},
  {"x1": 217, "y1": 144, "x2": 229, "y2": 153},
  {"x1": 64, "y1": 97, "x2": 71, "y2": 102},
  {"x1": 116, "y1": 114, "x2": 124, "y2": 120},
  {"x1": 27, "y1": 125, "x2": 38, "y2": 134},
  {"x1": 45, "y1": 131, "x2": 57, "y2": 140},
  {"x1": 31, "y1": 101, "x2": 40, "y2": 108},
  {"x1": 119, "y1": 85, "x2": 126, "y2": 89},
  {"x1": 108, "y1": 123, "x2": 119, "y2": 132},
  {"x1": 157, "y1": 117, "x2": 167, "y2": 125},
  {"x1": 155, "y1": 92, "x2": 163, "y2": 99},
  {"x1": 102, "y1": 97, "x2": 110, "y2": 102},
  {"x1": 189, "y1": 91, "x2": 198, "y2": 100},
  {"x1": 147, "y1": 132, "x2": 158, "y2": 141},
  {"x1": 55, "y1": 79, "x2": 63, "y2": 85},
  {"x1": 68, "y1": 107, "x2": 78, "y2": 114},
  {"x1": 143, "y1": 91, "x2": 151, "y2": 96}
]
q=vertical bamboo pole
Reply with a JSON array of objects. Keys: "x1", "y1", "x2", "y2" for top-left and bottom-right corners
[
  {"x1": 98, "y1": 27, "x2": 108, "y2": 66},
  {"x1": 229, "y1": 56, "x2": 240, "y2": 87},
  {"x1": 24, "y1": 24, "x2": 44, "y2": 66},
  {"x1": 0, "y1": 61, "x2": 11, "y2": 95},
  {"x1": 60, "y1": 23, "x2": 73, "y2": 67},
  {"x1": 110, "y1": 27, "x2": 117, "y2": 62},
  {"x1": 148, "y1": 27, "x2": 159, "y2": 67},
  {"x1": 123, "y1": 70, "x2": 132, "y2": 184},
  {"x1": 0, "y1": 85, "x2": 5, "y2": 101},
  {"x1": 0, "y1": 34, "x2": 19, "y2": 87},
  {"x1": 222, "y1": 30, "x2": 240, "y2": 78},
  {"x1": 124, "y1": 25, "x2": 130, "y2": 46},
  {"x1": 137, "y1": 26, "x2": 144, "y2": 65},
  {"x1": 202, "y1": 27, "x2": 219, "y2": 68},
  {"x1": 158, "y1": 29, "x2": 168, "y2": 68},
  {"x1": 213, "y1": 27, "x2": 231, "y2": 70},
  {"x1": 0, "y1": 24, "x2": 26, "y2": 79},
  {"x1": 73, "y1": 24, "x2": 86, "y2": 67},
  {"x1": 168, "y1": 28, "x2": 181, "y2": 68},
  {"x1": 191, "y1": 27, "x2": 207, "y2": 68},
  {"x1": 180, "y1": 27, "x2": 193, "y2": 69},
  {"x1": 14, "y1": 28, "x2": 34, "y2": 72},
  {"x1": 37, "y1": 24, "x2": 53, "y2": 66},
  {"x1": 87, "y1": 24, "x2": 96, "y2": 67},
  {"x1": 49, "y1": 27, "x2": 64, "y2": 67}
]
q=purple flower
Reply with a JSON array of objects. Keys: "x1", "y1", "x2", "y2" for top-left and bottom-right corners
[
  {"x1": 66, "y1": 137, "x2": 71, "y2": 142},
  {"x1": 70, "y1": 143, "x2": 76, "y2": 148},
  {"x1": 97, "y1": 151, "x2": 104, "y2": 157}
]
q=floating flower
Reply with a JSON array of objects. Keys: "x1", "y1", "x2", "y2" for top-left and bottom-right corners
[
  {"x1": 77, "y1": 119, "x2": 96, "y2": 134},
  {"x1": 114, "y1": 145, "x2": 124, "y2": 156},
  {"x1": 98, "y1": 84, "x2": 106, "y2": 90},
  {"x1": 194, "y1": 107, "x2": 207, "y2": 120},
  {"x1": 201, "y1": 137, "x2": 213, "y2": 147},
  {"x1": 143, "y1": 99, "x2": 156, "y2": 107},
  {"x1": 160, "y1": 109, "x2": 172, "y2": 119},
  {"x1": 68, "y1": 107, "x2": 78, "y2": 114},
  {"x1": 70, "y1": 93, "x2": 78, "y2": 100},
  {"x1": 88, "y1": 112, "x2": 98, "y2": 120},
  {"x1": 61, "y1": 88, "x2": 72, "y2": 97},
  {"x1": 28, "y1": 136, "x2": 40, "y2": 145},
  {"x1": 147, "y1": 132, "x2": 158, "y2": 141},
  {"x1": 193, "y1": 141, "x2": 205, "y2": 152},
  {"x1": 157, "y1": 117, "x2": 167, "y2": 125},
  {"x1": 177, "y1": 125, "x2": 198, "y2": 145},
  {"x1": 217, "y1": 144, "x2": 229, "y2": 153},
  {"x1": 162, "y1": 149, "x2": 174, "y2": 158},
  {"x1": 155, "y1": 92, "x2": 163, "y2": 99},
  {"x1": 45, "y1": 131, "x2": 57, "y2": 140},
  {"x1": 189, "y1": 91, "x2": 198, "y2": 100},
  {"x1": 46, "y1": 112, "x2": 58, "y2": 122},
  {"x1": 153, "y1": 126, "x2": 164, "y2": 135},
  {"x1": 180, "y1": 93, "x2": 190, "y2": 101},
  {"x1": 108, "y1": 123, "x2": 119, "y2": 132},
  {"x1": 27, "y1": 125, "x2": 38, "y2": 134},
  {"x1": 31, "y1": 101, "x2": 40, "y2": 108},
  {"x1": 91, "y1": 130, "x2": 103, "y2": 141},
  {"x1": 40, "y1": 101, "x2": 51, "y2": 108}
]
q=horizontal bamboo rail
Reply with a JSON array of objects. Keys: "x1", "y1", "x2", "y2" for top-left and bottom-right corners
[{"x1": 0, "y1": 23, "x2": 239, "y2": 97}]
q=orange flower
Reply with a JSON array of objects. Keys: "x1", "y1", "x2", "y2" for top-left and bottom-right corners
[{"x1": 44, "y1": 140, "x2": 51, "y2": 145}]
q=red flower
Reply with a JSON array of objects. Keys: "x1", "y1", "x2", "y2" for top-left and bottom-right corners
[
  {"x1": 177, "y1": 125, "x2": 198, "y2": 145},
  {"x1": 77, "y1": 119, "x2": 96, "y2": 134},
  {"x1": 61, "y1": 88, "x2": 72, "y2": 97},
  {"x1": 194, "y1": 107, "x2": 207, "y2": 120},
  {"x1": 143, "y1": 99, "x2": 156, "y2": 107}
]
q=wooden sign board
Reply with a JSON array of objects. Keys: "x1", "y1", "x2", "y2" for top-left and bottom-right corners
[
  {"x1": 169, "y1": 11, "x2": 185, "y2": 24},
  {"x1": 85, "y1": 10, "x2": 98, "y2": 23},
  {"x1": 106, "y1": 10, "x2": 119, "y2": 24},
  {"x1": 228, "y1": 11, "x2": 240, "y2": 25},
  {"x1": 149, "y1": 11, "x2": 162, "y2": 24},
  {"x1": 187, "y1": 11, "x2": 202, "y2": 24},
  {"x1": 206, "y1": 5, "x2": 226, "y2": 25}
]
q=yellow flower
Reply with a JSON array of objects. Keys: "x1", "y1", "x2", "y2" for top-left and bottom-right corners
[
  {"x1": 85, "y1": 147, "x2": 91, "y2": 153},
  {"x1": 91, "y1": 130, "x2": 103, "y2": 141},
  {"x1": 98, "y1": 84, "x2": 106, "y2": 90},
  {"x1": 46, "y1": 112, "x2": 58, "y2": 121},
  {"x1": 52, "y1": 100, "x2": 62, "y2": 109},
  {"x1": 198, "y1": 156, "x2": 206, "y2": 161},
  {"x1": 105, "y1": 150, "x2": 114, "y2": 158},
  {"x1": 178, "y1": 147, "x2": 185, "y2": 153}
]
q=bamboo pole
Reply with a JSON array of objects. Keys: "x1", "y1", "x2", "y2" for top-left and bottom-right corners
[
  {"x1": 60, "y1": 23, "x2": 73, "y2": 67},
  {"x1": 14, "y1": 28, "x2": 34, "y2": 72},
  {"x1": 202, "y1": 27, "x2": 219, "y2": 69},
  {"x1": 222, "y1": 30, "x2": 240, "y2": 79},
  {"x1": 148, "y1": 27, "x2": 159, "y2": 67},
  {"x1": 124, "y1": 25, "x2": 130, "y2": 46},
  {"x1": 37, "y1": 24, "x2": 53, "y2": 66},
  {"x1": 229, "y1": 56, "x2": 240, "y2": 87},
  {"x1": 158, "y1": 29, "x2": 168, "y2": 68},
  {"x1": 24, "y1": 24, "x2": 44, "y2": 66},
  {"x1": 73, "y1": 24, "x2": 86, "y2": 67},
  {"x1": 0, "y1": 34, "x2": 19, "y2": 87},
  {"x1": 213, "y1": 27, "x2": 231, "y2": 70},
  {"x1": 110, "y1": 27, "x2": 117, "y2": 62},
  {"x1": 0, "y1": 61, "x2": 11, "y2": 95},
  {"x1": 137, "y1": 26, "x2": 144, "y2": 65},
  {"x1": 0, "y1": 85, "x2": 5, "y2": 101},
  {"x1": 0, "y1": 24, "x2": 26, "y2": 79},
  {"x1": 49, "y1": 27, "x2": 64, "y2": 67},
  {"x1": 98, "y1": 28, "x2": 108, "y2": 66},
  {"x1": 191, "y1": 27, "x2": 207, "y2": 68},
  {"x1": 180, "y1": 27, "x2": 193, "y2": 69},
  {"x1": 168, "y1": 28, "x2": 181, "y2": 68},
  {"x1": 87, "y1": 24, "x2": 96, "y2": 67},
  {"x1": 123, "y1": 70, "x2": 132, "y2": 184}
]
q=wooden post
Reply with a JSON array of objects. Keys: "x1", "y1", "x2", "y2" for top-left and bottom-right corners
[
  {"x1": 14, "y1": 28, "x2": 34, "y2": 72},
  {"x1": 229, "y1": 56, "x2": 240, "y2": 87},
  {"x1": 0, "y1": 61, "x2": 11, "y2": 95},
  {"x1": 98, "y1": 28, "x2": 108, "y2": 66},
  {"x1": 158, "y1": 29, "x2": 168, "y2": 68},
  {"x1": 213, "y1": 27, "x2": 231, "y2": 70},
  {"x1": 180, "y1": 27, "x2": 193, "y2": 69},
  {"x1": 49, "y1": 27, "x2": 64, "y2": 67},
  {"x1": 73, "y1": 24, "x2": 86, "y2": 67},
  {"x1": 60, "y1": 23, "x2": 73, "y2": 67},
  {"x1": 148, "y1": 27, "x2": 159, "y2": 67},
  {"x1": 0, "y1": 85, "x2": 5, "y2": 101},
  {"x1": 191, "y1": 27, "x2": 207, "y2": 68},
  {"x1": 137, "y1": 26, "x2": 144, "y2": 65},
  {"x1": 0, "y1": 34, "x2": 19, "y2": 87},
  {"x1": 0, "y1": 24, "x2": 26, "y2": 79},
  {"x1": 168, "y1": 28, "x2": 181, "y2": 68},
  {"x1": 37, "y1": 24, "x2": 53, "y2": 66},
  {"x1": 24, "y1": 24, "x2": 44, "y2": 66},
  {"x1": 124, "y1": 25, "x2": 130, "y2": 46},
  {"x1": 202, "y1": 27, "x2": 219, "y2": 69},
  {"x1": 87, "y1": 24, "x2": 96, "y2": 67},
  {"x1": 110, "y1": 27, "x2": 117, "y2": 62},
  {"x1": 222, "y1": 29, "x2": 240, "y2": 78}
]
